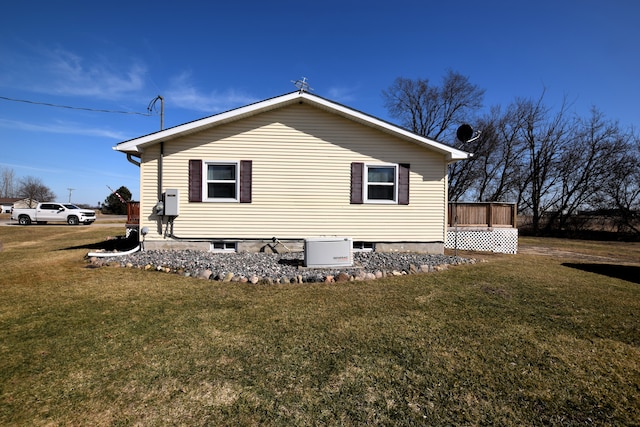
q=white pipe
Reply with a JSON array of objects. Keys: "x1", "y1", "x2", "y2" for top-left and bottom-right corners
[{"x1": 87, "y1": 245, "x2": 141, "y2": 258}]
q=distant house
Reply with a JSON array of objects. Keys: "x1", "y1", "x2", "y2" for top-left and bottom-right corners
[
  {"x1": 113, "y1": 91, "x2": 471, "y2": 253},
  {"x1": 0, "y1": 198, "x2": 27, "y2": 212}
]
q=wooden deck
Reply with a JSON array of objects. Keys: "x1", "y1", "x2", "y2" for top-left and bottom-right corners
[{"x1": 448, "y1": 202, "x2": 517, "y2": 228}]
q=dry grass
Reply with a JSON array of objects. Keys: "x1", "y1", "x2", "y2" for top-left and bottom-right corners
[{"x1": 1, "y1": 225, "x2": 639, "y2": 426}]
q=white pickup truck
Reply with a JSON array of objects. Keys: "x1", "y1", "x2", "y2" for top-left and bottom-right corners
[{"x1": 11, "y1": 202, "x2": 96, "y2": 225}]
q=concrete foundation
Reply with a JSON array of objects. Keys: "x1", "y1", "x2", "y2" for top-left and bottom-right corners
[
  {"x1": 142, "y1": 239, "x2": 445, "y2": 254},
  {"x1": 374, "y1": 242, "x2": 444, "y2": 254}
]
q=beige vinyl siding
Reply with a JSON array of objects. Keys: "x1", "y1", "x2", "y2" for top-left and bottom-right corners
[
  {"x1": 139, "y1": 145, "x2": 162, "y2": 243},
  {"x1": 140, "y1": 104, "x2": 448, "y2": 242}
]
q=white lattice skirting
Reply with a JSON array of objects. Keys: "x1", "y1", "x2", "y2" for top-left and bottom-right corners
[{"x1": 446, "y1": 228, "x2": 518, "y2": 254}]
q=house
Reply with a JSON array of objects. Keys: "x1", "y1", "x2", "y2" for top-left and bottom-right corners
[
  {"x1": 0, "y1": 198, "x2": 32, "y2": 212},
  {"x1": 113, "y1": 91, "x2": 471, "y2": 253}
]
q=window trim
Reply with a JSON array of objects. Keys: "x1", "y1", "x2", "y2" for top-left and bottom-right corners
[
  {"x1": 202, "y1": 160, "x2": 240, "y2": 202},
  {"x1": 364, "y1": 163, "x2": 398, "y2": 204}
]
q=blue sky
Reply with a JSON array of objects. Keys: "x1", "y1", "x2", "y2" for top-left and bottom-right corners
[{"x1": 1, "y1": 0, "x2": 638, "y2": 205}]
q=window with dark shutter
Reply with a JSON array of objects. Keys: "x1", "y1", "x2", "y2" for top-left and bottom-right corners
[
  {"x1": 190, "y1": 159, "x2": 252, "y2": 203},
  {"x1": 350, "y1": 162, "x2": 364, "y2": 204},
  {"x1": 354, "y1": 162, "x2": 409, "y2": 204}
]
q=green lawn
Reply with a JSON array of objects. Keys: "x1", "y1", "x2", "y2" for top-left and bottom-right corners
[{"x1": 1, "y1": 225, "x2": 639, "y2": 426}]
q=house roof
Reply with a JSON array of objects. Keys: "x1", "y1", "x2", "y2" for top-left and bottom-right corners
[
  {"x1": 113, "y1": 91, "x2": 472, "y2": 162},
  {"x1": 0, "y1": 197, "x2": 21, "y2": 204}
]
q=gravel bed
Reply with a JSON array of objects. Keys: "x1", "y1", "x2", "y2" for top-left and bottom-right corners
[{"x1": 90, "y1": 250, "x2": 475, "y2": 283}]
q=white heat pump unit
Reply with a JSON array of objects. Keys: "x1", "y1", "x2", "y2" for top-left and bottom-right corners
[{"x1": 304, "y1": 237, "x2": 353, "y2": 268}]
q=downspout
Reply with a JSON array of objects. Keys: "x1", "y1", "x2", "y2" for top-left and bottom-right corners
[{"x1": 126, "y1": 153, "x2": 141, "y2": 167}]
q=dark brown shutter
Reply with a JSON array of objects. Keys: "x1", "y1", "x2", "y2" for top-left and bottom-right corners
[
  {"x1": 188, "y1": 159, "x2": 202, "y2": 202},
  {"x1": 398, "y1": 163, "x2": 410, "y2": 205},
  {"x1": 350, "y1": 162, "x2": 364, "y2": 204},
  {"x1": 239, "y1": 160, "x2": 252, "y2": 203}
]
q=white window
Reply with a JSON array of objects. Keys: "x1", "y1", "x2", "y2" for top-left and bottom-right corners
[
  {"x1": 203, "y1": 161, "x2": 239, "y2": 202},
  {"x1": 210, "y1": 242, "x2": 237, "y2": 252},
  {"x1": 365, "y1": 164, "x2": 398, "y2": 203},
  {"x1": 352, "y1": 241, "x2": 375, "y2": 252}
]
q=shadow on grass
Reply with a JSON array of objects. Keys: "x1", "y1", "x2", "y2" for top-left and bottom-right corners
[
  {"x1": 61, "y1": 235, "x2": 139, "y2": 252},
  {"x1": 562, "y1": 263, "x2": 640, "y2": 284}
]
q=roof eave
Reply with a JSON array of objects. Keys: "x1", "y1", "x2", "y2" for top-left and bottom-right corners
[
  {"x1": 113, "y1": 91, "x2": 473, "y2": 161},
  {"x1": 295, "y1": 93, "x2": 473, "y2": 160},
  {"x1": 447, "y1": 151, "x2": 474, "y2": 163},
  {"x1": 113, "y1": 92, "x2": 303, "y2": 153}
]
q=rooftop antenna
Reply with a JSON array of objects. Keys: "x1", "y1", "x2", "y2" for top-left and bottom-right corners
[{"x1": 291, "y1": 77, "x2": 313, "y2": 93}]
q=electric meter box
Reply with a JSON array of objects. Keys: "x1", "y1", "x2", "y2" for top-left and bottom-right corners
[{"x1": 163, "y1": 189, "x2": 179, "y2": 216}]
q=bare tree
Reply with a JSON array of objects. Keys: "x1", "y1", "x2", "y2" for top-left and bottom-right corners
[
  {"x1": 595, "y1": 130, "x2": 640, "y2": 236},
  {"x1": 383, "y1": 70, "x2": 485, "y2": 202},
  {"x1": 448, "y1": 130, "x2": 488, "y2": 201},
  {"x1": 512, "y1": 93, "x2": 574, "y2": 234},
  {"x1": 451, "y1": 91, "x2": 572, "y2": 231},
  {"x1": 0, "y1": 166, "x2": 17, "y2": 198},
  {"x1": 382, "y1": 70, "x2": 485, "y2": 141},
  {"x1": 458, "y1": 104, "x2": 530, "y2": 203},
  {"x1": 17, "y1": 176, "x2": 56, "y2": 206},
  {"x1": 547, "y1": 108, "x2": 629, "y2": 232},
  {"x1": 384, "y1": 73, "x2": 640, "y2": 238}
]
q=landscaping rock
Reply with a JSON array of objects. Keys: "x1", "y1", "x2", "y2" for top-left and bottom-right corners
[{"x1": 96, "y1": 250, "x2": 474, "y2": 284}]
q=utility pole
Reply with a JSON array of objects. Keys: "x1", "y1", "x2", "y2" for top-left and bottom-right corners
[
  {"x1": 160, "y1": 95, "x2": 164, "y2": 130},
  {"x1": 148, "y1": 95, "x2": 165, "y2": 201},
  {"x1": 148, "y1": 95, "x2": 164, "y2": 130},
  {"x1": 67, "y1": 188, "x2": 75, "y2": 203}
]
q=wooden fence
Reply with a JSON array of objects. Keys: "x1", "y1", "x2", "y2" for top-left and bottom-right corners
[{"x1": 448, "y1": 202, "x2": 517, "y2": 228}]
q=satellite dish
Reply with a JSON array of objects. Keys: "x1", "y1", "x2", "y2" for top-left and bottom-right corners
[{"x1": 456, "y1": 124, "x2": 474, "y2": 143}]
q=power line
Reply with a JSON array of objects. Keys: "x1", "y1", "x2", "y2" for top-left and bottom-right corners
[{"x1": 0, "y1": 95, "x2": 152, "y2": 116}]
